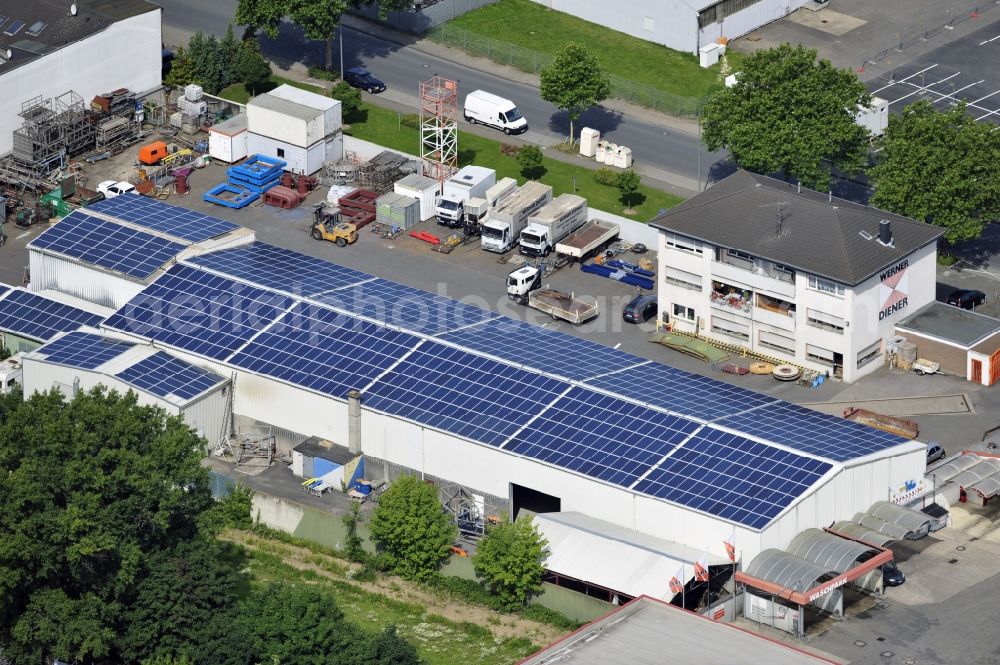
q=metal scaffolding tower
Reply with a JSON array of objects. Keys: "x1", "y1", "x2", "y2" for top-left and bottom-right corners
[{"x1": 419, "y1": 76, "x2": 458, "y2": 187}]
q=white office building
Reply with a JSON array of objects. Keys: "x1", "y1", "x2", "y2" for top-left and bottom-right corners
[{"x1": 651, "y1": 171, "x2": 943, "y2": 383}]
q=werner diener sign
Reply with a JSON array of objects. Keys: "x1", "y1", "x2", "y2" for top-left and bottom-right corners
[{"x1": 879, "y1": 260, "x2": 909, "y2": 321}]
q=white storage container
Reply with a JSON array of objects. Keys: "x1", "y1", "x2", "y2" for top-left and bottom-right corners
[
  {"x1": 699, "y1": 43, "x2": 720, "y2": 68},
  {"x1": 394, "y1": 173, "x2": 442, "y2": 221},
  {"x1": 208, "y1": 113, "x2": 248, "y2": 163},
  {"x1": 268, "y1": 84, "x2": 342, "y2": 137},
  {"x1": 580, "y1": 127, "x2": 600, "y2": 157}
]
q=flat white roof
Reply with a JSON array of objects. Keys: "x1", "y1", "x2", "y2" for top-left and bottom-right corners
[{"x1": 267, "y1": 83, "x2": 340, "y2": 112}]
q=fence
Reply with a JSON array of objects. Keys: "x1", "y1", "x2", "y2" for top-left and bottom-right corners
[
  {"x1": 350, "y1": 0, "x2": 499, "y2": 34},
  {"x1": 863, "y1": 1, "x2": 1000, "y2": 68},
  {"x1": 426, "y1": 23, "x2": 711, "y2": 118},
  {"x1": 208, "y1": 470, "x2": 237, "y2": 499}
]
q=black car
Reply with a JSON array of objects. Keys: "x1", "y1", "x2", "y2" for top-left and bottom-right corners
[
  {"x1": 343, "y1": 67, "x2": 386, "y2": 93},
  {"x1": 623, "y1": 294, "x2": 658, "y2": 323},
  {"x1": 946, "y1": 289, "x2": 986, "y2": 309},
  {"x1": 883, "y1": 562, "x2": 906, "y2": 587}
]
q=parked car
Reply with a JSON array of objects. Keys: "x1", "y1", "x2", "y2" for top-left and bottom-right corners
[
  {"x1": 96, "y1": 180, "x2": 136, "y2": 199},
  {"x1": 946, "y1": 289, "x2": 986, "y2": 309},
  {"x1": 343, "y1": 67, "x2": 386, "y2": 93},
  {"x1": 883, "y1": 562, "x2": 906, "y2": 587},
  {"x1": 623, "y1": 294, "x2": 658, "y2": 323},
  {"x1": 927, "y1": 442, "x2": 946, "y2": 464}
]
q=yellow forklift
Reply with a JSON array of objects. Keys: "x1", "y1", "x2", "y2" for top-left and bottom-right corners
[{"x1": 311, "y1": 203, "x2": 357, "y2": 247}]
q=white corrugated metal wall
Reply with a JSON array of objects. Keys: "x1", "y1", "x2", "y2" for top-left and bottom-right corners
[
  {"x1": 530, "y1": 0, "x2": 699, "y2": 53},
  {"x1": 698, "y1": 0, "x2": 808, "y2": 49},
  {"x1": 29, "y1": 251, "x2": 146, "y2": 310}
]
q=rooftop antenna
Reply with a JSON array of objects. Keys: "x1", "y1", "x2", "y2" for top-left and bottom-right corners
[{"x1": 759, "y1": 201, "x2": 790, "y2": 236}]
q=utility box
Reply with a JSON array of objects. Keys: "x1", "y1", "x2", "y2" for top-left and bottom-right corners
[
  {"x1": 699, "y1": 43, "x2": 720, "y2": 68},
  {"x1": 208, "y1": 113, "x2": 248, "y2": 164},
  {"x1": 856, "y1": 96, "x2": 889, "y2": 137},
  {"x1": 580, "y1": 127, "x2": 600, "y2": 157}
]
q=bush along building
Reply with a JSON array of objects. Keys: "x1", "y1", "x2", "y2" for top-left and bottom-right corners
[{"x1": 651, "y1": 171, "x2": 943, "y2": 383}]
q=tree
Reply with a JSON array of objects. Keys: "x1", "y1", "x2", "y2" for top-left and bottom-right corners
[
  {"x1": 701, "y1": 43, "x2": 871, "y2": 191},
  {"x1": 368, "y1": 475, "x2": 457, "y2": 581},
  {"x1": 186, "y1": 31, "x2": 228, "y2": 93},
  {"x1": 616, "y1": 169, "x2": 642, "y2": 213},
  {"x1": 869, "y1": 101, "x2": 1000, "y2": 244},
  {"x1": 539, "y1": 42, "x2": 611, "y2": 143},
  {"x1": 237, "y1": 0, "x2": 346, "y2": 72},
  {"x1": 367, "y1": 625, "x2": 421, "y2": 665},
  {"x1": 0, "y1": 388, "x2": 214, "y2": 663},
  {"x1": 331, "y1": 80, "x2": 363, "y2": 121},
  {"x1": 120, "y1": 539, "x2": 250, "y2": 665},
  {"x1": 517, "y1": 145, "x2": 545, "y2": 180},
  {"x1": 472, "y1": 518, "x2": 548, "y2": 610},
  {"x1": 233, "y1": 38, "x2": 273, "y2": 95},
  {"x1": 342, "y1": 501, "x2": 366, "y2": 562},
  {"x1": 219, "y1": 24, "x2": 241, "y2": 90},
  {"x1": 164, "y1": 46, "x2": 198, "y2": 88}
]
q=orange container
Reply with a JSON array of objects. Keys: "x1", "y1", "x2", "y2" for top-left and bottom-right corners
[{"x1": 139, "y1": 141, "x2": 169, "y2": 165}]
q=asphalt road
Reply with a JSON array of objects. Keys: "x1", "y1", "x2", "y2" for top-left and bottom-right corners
[{"x1": 156, "y1": 1, "x2": 726, "y2": 193}]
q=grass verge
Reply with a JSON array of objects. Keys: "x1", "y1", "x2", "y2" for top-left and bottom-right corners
[
  {"x1": 445, "y1": 0, "x2": 737, "y2": 99},
  {"x1": 219, "y1": 75, "x2": 328, "y2": 105},
  {"x1": 346, "y1": 104, "x2": 683, "y2": 219}
]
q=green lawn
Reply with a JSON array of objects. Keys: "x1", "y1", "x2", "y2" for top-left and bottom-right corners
[
  {"x1": 347, "y1": 104, "x2": 682, "y2": 219},
  {"x1": 445, "y1": 0, "x2": 738, "y2": 99},
  {"x1": 219, "y1": 75, "x2": 327, "y2": 104}
]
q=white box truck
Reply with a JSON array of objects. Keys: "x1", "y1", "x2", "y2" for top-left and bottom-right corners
[
  {"x1": 464, "y1": 90, "x2": 528, "y2": 135},
  {"x1": 463, "y1": 177, "x2": 519, "y2": 230},
  {"x1": 481, "y1": 181, "x2": 552, "y2": 253},
  {"x1": 435, "y1": 165, "x2": 496, "y2": 227},
  {"x1": 519, "y1": 194, "x2": 588, "y2": 257}
]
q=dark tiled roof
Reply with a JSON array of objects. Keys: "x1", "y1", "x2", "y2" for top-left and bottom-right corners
[
  {"x1": 0, "y1": 0, "x2": 159, "y2": 73},
  {"x1": 897, "y1": 301, "x2": 1000, "y2": 349},
  {"x1": 650, "y1": 170, "x2": 944, "y2": 286}
]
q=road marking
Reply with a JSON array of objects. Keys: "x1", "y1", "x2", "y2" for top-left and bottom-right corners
[{"x1": 978, "y1": 34, "x2": 1000, "y2": 45}]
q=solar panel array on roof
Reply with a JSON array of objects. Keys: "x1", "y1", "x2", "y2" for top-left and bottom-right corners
[
  {"x1": 116, "y1": 351, "x2": 225, "y2": 401},
  {"x1": 102, "y1": 264, "x2": 294, "y2": 360},
  {"x1": 505, "y1": 386, "x2": 702, "y2": 488},
  {"x1": 585, "y1": 363, "x2": 778, "y2": 421},
  {"x1": 0, "y1": 284, "x2": 9, "y2": 298},
  {"x1": 228, "y1": 302, "x2": 420, "y2": 398},
  {"x1": 362, "y1": 342, "x2": 570, "y2": 446},
  {"x1": 186, "y1": 242, "x2": 373, "y2": 297},
  {"x1": 634, "y1": 427, "x2": 833, "y2": 529},
  {"x1": 88, "y1": 195, "x2": 239, "y2": 242},
  {"x1": 316, "y1": 278, "x2": 497, "y2": 335},
  {"x1": 0, "y1": 290, "x2": 105, "y2": 341},
  {"x1": 439, "y1": 318, "x2": 646, "y2": 380},
  {"x1": 715, "y1": 402, "x2": 909, "y2": 462},
  {"x1": 36, "y1": 331, "x2": 133, "y2": 369},
  {"x1": 30, "y1": 211, "x2": 187, "y2": 279}
]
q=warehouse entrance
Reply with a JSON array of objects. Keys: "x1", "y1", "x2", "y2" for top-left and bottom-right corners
[{"x1": 511, "y1": 483, "x2": 561, "y2": 519}]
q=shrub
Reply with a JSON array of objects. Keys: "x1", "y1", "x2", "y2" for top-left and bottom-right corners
[{"x1": 593, "y1": 167, "x2": 618, "y2": 186}]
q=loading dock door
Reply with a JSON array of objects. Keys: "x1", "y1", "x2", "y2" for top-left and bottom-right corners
[
  {"x1": 990, "y1": 350, "x2": 1000, "y2": 386},
  {"x1": 972, "y1": 359, "x2": 983, "y2": 383}
]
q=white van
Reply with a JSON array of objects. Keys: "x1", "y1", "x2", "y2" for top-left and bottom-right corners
[{"x1": 464, "y1": 90, "x2": 528, "y2": 135}]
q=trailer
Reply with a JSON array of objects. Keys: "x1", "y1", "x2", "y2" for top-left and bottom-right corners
[
  {"x1": 519, "y1": 194, "x2": 588, "y2": 257},
  {"x1": 506, "y1": 265, "x2": 598, "y2": 324},
  {"x1": 556, "y1": 220, "x2": 620, "y2": 260},
  {"x1": 482, "y1": 182, "x2": 552, "y2": 253}
]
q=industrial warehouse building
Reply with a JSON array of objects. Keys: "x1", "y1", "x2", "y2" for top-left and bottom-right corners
[
  {"x1": 0, "y1": 284, "x2": 111, "y2": 353},
  {"x1": 13, "y1": 196, "x2": 929, "y2": 604},
  {"x1": 527, "y1": 0, "x2": 815, "y2": 55},
  {"x1": 0, "y1": 0, "x2": 162, "y2": 156},
  {"x1": 652, "y1": 171, "x2": 943, "y2": 383}
]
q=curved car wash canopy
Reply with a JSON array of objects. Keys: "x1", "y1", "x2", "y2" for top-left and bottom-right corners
[
  {"x1": 830, "y1": 521, "x2": 897, "y2": 547},
  {"x1": 743, "y1": 549, "x2": 844, "y2": 614},
  {"x1": 932, "y1": 453, "x2": 1000, "y2": 505},
  {"x1": 786, "y1": 528, "x2": 879, "y2": 574}
]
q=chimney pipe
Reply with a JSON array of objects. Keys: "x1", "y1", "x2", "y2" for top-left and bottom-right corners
[
  {"x1": 348, "y1": 389, "x2": 361, "y2": 454},
  {"x1": 879, "y1": 219, "x2": 892, "y2": 245},
  {"x1": 72, "y1": 376, "x2": 80, "y2": 399}
]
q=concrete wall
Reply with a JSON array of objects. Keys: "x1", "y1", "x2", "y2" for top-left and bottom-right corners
[{"x1": 0, "y1": 9, "x2": 162, "y2": 155}]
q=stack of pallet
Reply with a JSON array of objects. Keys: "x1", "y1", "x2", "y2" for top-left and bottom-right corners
[{"x1": 357, "y1": 151, "x2": 412, "y2": 194}]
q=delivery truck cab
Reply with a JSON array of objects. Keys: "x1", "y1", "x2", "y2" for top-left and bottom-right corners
[{"x1": 464, "y1": 90, "x2": 528, "y2": 135}]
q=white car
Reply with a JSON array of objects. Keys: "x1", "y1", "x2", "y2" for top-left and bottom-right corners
[{"x1": 96, "y1": 180, "x2": 137, "y2": 199}]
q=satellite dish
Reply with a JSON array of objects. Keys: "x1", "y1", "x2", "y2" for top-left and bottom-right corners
[{"x1": 70, "y1": 3, "x2": 77, "y2": 16}]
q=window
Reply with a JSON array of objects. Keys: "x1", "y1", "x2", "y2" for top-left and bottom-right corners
[
  {"x1": 772, "y1": 262, "x2": 795, "y2": 283},
  {"x1": 665, "y1": 233, "x2": 702, "y2": 255},
  {"x1": 665, "y1": 267, "x2": 702, "y2": 291},
  {"x1": 806, "y1": 308, "x2": 845, "y2": 333},
  {"x1": 643, "y1": 16, "x2": 655, "y2": 32},
  {"x1": 808, "y1": 275, "x2": 845, "y2": 297},
  {"x1": 722, "y1": 249, "x2": 754, "y2": 271},
  {"x1": 672, "y1": 304, "x2": 695, "y2": 321},
  {"x1": 3, "y1": 19, "x2": 24, "y2": 36},
  {"x1": 857, "y1": 339, "x2": 883, "y2": 369},
  {"x1": 758, "y1": 330, "x2": 795, "y2": 355},
  {"x1": 756, "y1": 293, "x2": 795, "y2": 316},
  {"x1": 711, "y1": 315, "x2": 749, "y2": 341},
  {"x1": 698, "y1": 0, "x2": 763, "y2": 28},
  {"x1": 806, "y1": 344, "x2": 835, "y2": 365},
  {"x1": 26, "y1": 20, "x2": 46, "y2": 36},
  {"x1": 276, "y1": 148, "x2": 285, "y2": 158}
]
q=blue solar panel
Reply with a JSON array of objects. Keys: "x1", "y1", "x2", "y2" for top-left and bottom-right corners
[
  {"x1": 363, "y1": 342, "x2": 570, "y2": 446},
  {"x1": 88, "y1": 195, "x2": 239, "y2": 242},
  {"x1": 228, "y1": 302, "x2": 420, "y2": 398},
  {"x1": 116, "y1": 351, "x2": 225, "y2": 401},
  {"x1": 37, "y1": 331, "x2": 133, "y2": 369},
  {"x1": 506, "y1": 386, "x2": 702, "y2": 487},
  {"x1": 439, "y1": 318, "x2": 646, "y2": 380},
  {"x1": 585, "y1": 363, "x2": 778, "y2": 421},
  {"x1": 0, "y1": 284, "x2": 9, "y2": 298},
  {"x1": 715, "y1": 402, "x2": 909, "y2": 462},
  {"x1": 316, "y1": 278, "x2": 498, "y2": 335},
  {"x1": 30, "y1": 211, "x2": 186, "y2": 279},
  {"x1": 103, "y1": 264, "x2": 294, "y2": 360},
  {"x1": 634, "y1": 427, "x2": 833, "y2": 529},
  {"x1": 186, "y1": 242, "x2": 373, "y2": 297},
  {"x1": 0, "y1": 290, "x2": 105, "y2": 341}
]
